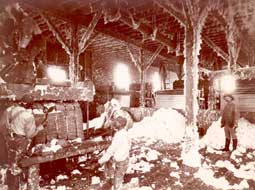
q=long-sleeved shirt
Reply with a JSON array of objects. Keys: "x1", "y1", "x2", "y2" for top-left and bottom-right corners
[
  {"x1": 99, "y1": 129, "x2": 131, "y2": 163},
  {"x1": 6, "y1": 105, "x2": 37, "y2": 138},
  {"x1": 221, "y1": 101, "x2": 238, "y2": 128}
]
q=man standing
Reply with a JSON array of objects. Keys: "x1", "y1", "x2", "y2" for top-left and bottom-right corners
[
  {"x1": 221, "y1": 94, "x2": 238, "y2": 151},
  {"x1": 0, "y1": 102, "x2": 44, "y2": 190}
]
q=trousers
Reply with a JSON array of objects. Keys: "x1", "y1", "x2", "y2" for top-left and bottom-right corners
[
  {"x1": 224, "y1": 125, "x2": 237, "y2": 139},
  {"x1": 104, "y1": 158, "x2": 129, "y2": 190}
]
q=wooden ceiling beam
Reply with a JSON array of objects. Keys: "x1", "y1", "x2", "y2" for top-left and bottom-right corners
[
  {"x1": 126, "y1": 44, "x2": 142, "y2": 72},
  {"x1": 154, "y1": 0, "x2": 186, "y2": 27},
  {"x1": 155, "y1": 0, "x2": 246, "y2": 67},
  {"x1": 119, "y1": 13, "x2": 176, "y2": 52},
  {"x1": 79, "y1": 11, "x2": 102, "y2": 54},
  {"x1": 40, "y1": 12, "x2": 71, "y2": 55},
  {"x1": 145, "y1": 44, "x2": 164, "y2": 70},
  {"x1": 21, "y1": 2, "x2": 177, "y2": 65},
  {"x1": 202, "y1": 36, "x2": 229, "y2": 62},
  {"x1": 95, "y1": 27, "x2": 177, "y2": 63},
  {"x1": 211, "y1": 10, "x2": 250, "y2": 57}
]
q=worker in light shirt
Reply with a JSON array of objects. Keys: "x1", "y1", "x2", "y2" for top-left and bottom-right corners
[
  {"x1": 98, "y1": 99, "x2": 132, "y2": 190},
  {"x1": 0, "y1": 101, "x2": 44, "y2": 190}
]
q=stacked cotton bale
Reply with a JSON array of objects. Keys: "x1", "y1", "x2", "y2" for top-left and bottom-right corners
[{"x1": 33, "y1": 102, "x2": 84, "y2": 144}]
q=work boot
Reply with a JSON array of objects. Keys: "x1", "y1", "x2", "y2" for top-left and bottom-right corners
[
  {"x1": 233, "y1": 139, "x2": 238, "y2": 150},
  {"x1": 221, "y1": 138, "x2": 230, "y2": 151}
]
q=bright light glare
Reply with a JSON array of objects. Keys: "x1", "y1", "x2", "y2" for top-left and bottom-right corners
[
  {"x1": 220, "y1": 75, "x2": 236, "y2": 93},
  {"x1": 152, "y1": 72, "x2": 161, "y2": 91},
  {"x1": 47, "y1": 66, "x2": 67, "y2": 83},
  {"x1": 213, "y1": 78, "x2": 220, "y2": 91},
  {"x1": 114, "y1": 64, "x2": 130, "y2": 90}
]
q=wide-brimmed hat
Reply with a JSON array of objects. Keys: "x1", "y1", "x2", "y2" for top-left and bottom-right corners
[{"x1": 223, "y1": 94, "x2": 234, "y2": 100}]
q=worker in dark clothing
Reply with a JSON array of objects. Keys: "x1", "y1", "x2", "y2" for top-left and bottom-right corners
[
  {"x1": 221, "y1": 94, "x2": 238, "y2": 151},
  {"x1": 203, "y1": 74, "x2": 210, "y2": 109}
]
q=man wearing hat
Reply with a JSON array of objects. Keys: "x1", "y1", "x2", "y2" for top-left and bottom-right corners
[
  {"x1": 0, "y1": 97, "x2": 45, "y2": 189},
  {"x1": 221, "y1": 94, "x2": 238, "y2": 151}
]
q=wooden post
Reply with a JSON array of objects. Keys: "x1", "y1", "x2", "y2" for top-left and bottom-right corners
[
  {"x1": 138, "y1": 49, "x2": 145, "y2": 107},
  {"x1": 84, "y1": 51, "x2": 93, "y2": 80},
  {"x1": 27, "y1": 165, "x2": 40, "y2": 190},
  {"x1": 127, "y1": 44, "x2": 163, "y2": 107},
  {"x1": 184, "y1": 25, "x2": 198, "y2": 126},
  {"x1": 70, "y1": 24, "x2": 79, "y2": 83},
  {"x1": 78, "y1": 12, "x2": 102, "y2": 54},
  {"x1": 155, "y1": 0, "x2": 245, "y2": 67},
  {"x1": 180, "y1": 0, "x2": 210, "y2": 168},
  {"x1": 86, "y1": 101, "x2": 89, "y2": 138},
  {"x1": 226, "y1": 28, "x2": 241, "y2": 71},
  {"x1": 140, "y1": 69, "x2": 145, "y2": 107},
  {"x1": 183, "y1": 0, "x2": 203, "y2": 127}
]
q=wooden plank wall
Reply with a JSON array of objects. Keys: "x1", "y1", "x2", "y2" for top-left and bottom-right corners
[{"x1": 155, "y1": 93, "x2": 185, "y2": 109}]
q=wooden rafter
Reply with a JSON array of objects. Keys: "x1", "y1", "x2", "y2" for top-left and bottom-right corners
[
  {"x1": 120, "y1": 14, "x2": 175, "y2": 52},
  {"x1": 203, "y1": 36, "x2": 229, "y2": 62},
  {"x1": 21, "y1": 3, "x2": 178, "y2": 64},
  {"x1": 155, "y1": 0, "x2": 245, "y2": 67},
  {"x1": 211, "y1": 10, "x2": 249, "y2": 57},
  {"x1": 154, "y1": 0, "x2": 185, "y2": 27},
  {"x1": 126, "y1": 44, "x2": 141, "y2": 72},
  {"x1": 145, "y1": 44, "x2": 164, "y2": 70},
  {"x1": 80, "y1": 33, "x2": 99, "y2": 54},
  {"x1": 78, "y1": 11, "x2": 102, "y2": 54},
  {"x1": 126, "y1": 43, "x2": 164, "y2": 72},
  {"x1": 99, "y1": 26, "x2": 177, "y2": 62},
  {"x1": 40, "y1": 12, "x2": 71, "y2": 55}
]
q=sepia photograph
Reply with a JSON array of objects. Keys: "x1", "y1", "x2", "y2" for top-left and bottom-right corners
[{"x1": 0, "y1": 0, "x2": 255, "y2": 189}]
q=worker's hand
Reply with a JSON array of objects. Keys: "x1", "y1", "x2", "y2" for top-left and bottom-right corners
[
  {"x1": 98, "y1": 158, "x2": 104, "y2": 165},
  {"x1": 37, "y1": 125, "x2": 44, "y2": 132},
  {"x1": 104, "y1": 120, "x2": 111, "y2": 128},
  {"x1": 234, "y1": 123, "x2": 238, "y2": 130},
  {"x1": 98, "y1": 153, "x2": 107, "y2": 165}
]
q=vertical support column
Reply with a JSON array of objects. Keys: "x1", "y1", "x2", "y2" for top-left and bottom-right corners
[
  {"x1": 86, "y1": 101, "x2": 90, "y2": 137},
  {"x1": 69, "y1": 24, "x2": 79, "y2": 84},
  {"x1": 27, "y1": 165, "x2": 40, "y2": 190},
  {"x1": 139, "y1": 49, "x2": 145, "y2": 107},
  {"x1": 227, "y1": 33, "x2": 235, "y2": 70},
  {"x1": 159, "y1": 63, "x2": 166, "y2": 90},
  {"x1": 181, "y1": 0, "x2": 206, "y2": 168},
  {"x1": 140, "y1": 69, "x2": 145, "y2": 107},
  {"x1": 184, "y1": 24, "x2": 200, "y2": 127},
  {"x1": 84, "y1": 50, "x2": 93, "y2": 80},
  {"x1": 226, "y1": 13, "x2": 241, "y2": 71}
]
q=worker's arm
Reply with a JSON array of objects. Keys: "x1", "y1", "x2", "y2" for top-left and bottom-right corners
[
  {"x1": 24, "y1": 115, "x2": 44, "y2": 139},
  {"x1": 98, "y1": 132, "x2": 120, "y2": 164},
  {"x1": 234, "y1": 103, "x2": 239, "y2": 127}
]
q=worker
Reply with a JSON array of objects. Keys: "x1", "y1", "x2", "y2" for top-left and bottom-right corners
[
  {"x1": 99, "y1": 99, "x2": 132, "y2": 190},
  {"x1": 0, "y1": 100, "x2": 45, "y2": 190},
  {"x1": 221, "y1": 94, "x2": 238, "y2": 151},
  {"x1": 203, "y1": 74, "x2": 210, "y2": 109},
  {"x1": 103, "y1": 98, "x2": 133, "y2": 135}
]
